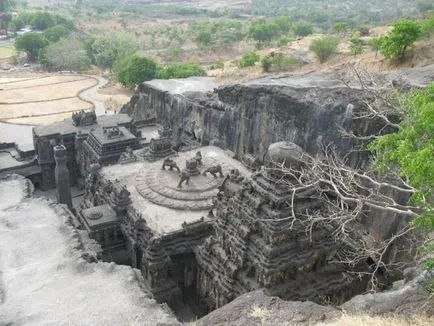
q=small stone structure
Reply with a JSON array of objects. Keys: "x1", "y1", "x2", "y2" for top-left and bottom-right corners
[
  {"x1": 118, "y1": 146, "x2": 138, "y2": 164},
  {"x1": 145, "y1": 138, "x2": 176, "y2": 162},
  {"x1": 33, "y1": 112, "x2": 134, "y2": 190},
  {"x1": 54, "y1": 145, "x2": 72, "y2": 209},
  {"x1": 72, "y1": 110, "x2": 97, "y2": 127}
]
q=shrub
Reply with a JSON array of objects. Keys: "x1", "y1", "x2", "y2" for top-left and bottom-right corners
[
  {"x1": 43, "y1": 25, "x2": 69, "y2": 43},
  {"x1": 85, "y1": 34, "x2": 137, "y2": 69},
  {"x1": 332, "y1": 22, "x2": 348, "y2": 34},
  {"x1": 379, "y1": 19, "x2": 423, "y2": 62},
  {"x1": 248, "y1": 19, "x2": 280, "y2": 42},
  {"x1": 40, "y1": 39, "x2": 90, "y2": 71},
  {"x1": 349, "y1": 32, "x2": 363, "y2": 56},
  {"x1": 261, "y1": 53, "x2": 302, "y2": 72},
  {"x1": 157, "y1": 63, "x2": 206, "y2": 79},
  {"x1": 114, "y1": 54, "x2": 158, "y2": 88},
  {"x1": 238, "y1": 51, "x2": 260, "y2": 68},
  {"x1": 14, "y1": 32, "x2": 49, "y2": 61},
  {"x1": 309, "y1": 36, "x2": 340, "y2": 62},
  {"x1": 196, "y1": 29, "x2": 212, "y2": 45},
  {"x1": 368, "y1": 37, "x2": 383, "y2": 56},
  {"x1": 292, "y1": 23, "x2": 313, "y2": 37},
  {"x1": 276, "y1": 36, "x2": 292, "y2": 47}
]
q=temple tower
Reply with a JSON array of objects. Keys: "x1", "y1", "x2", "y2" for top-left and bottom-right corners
[{"x1": 54, "y1": 145, "x2": 73, "y2": 209}]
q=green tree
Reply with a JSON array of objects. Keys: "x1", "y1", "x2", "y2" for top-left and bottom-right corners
[
  {"x1": 292, "y1": 23, "x2": 313, "y2": 37},
  {"x1": 86, "y1": 34, "x2": 137, "y2": 69},
  {"x1": 368, "y1": 84, "x2": 434, "y2": 269},
  {"x1": 43, "y1": 25, "x2": 69, "y2": 43},
  {"x1": 276, "y1": 36, "x2": 292, "y2": 47},
  {"x1": 158, "y1": 63, "x2": 206, "y2": 79},
  {"x1": 114, "y1": 54, "x2": 158, "y2": 88},
  {"x1": 272, "y1": 16, "x2": 291, "y2": 34},
  {"x1": 40, "y1": 38, "x2": 90, "y2": 71},
  {"x1": 14, "y1": 32, "x2": 48, "y2": 61},
  {"x1": 379, "y1": 19, "x2": 423, "y2": 62},
  {"x1": 196, "y1": 29, "x2": 212, "y2": 45},
  {"x1": 332, "y1": 22, "x2": 348, "y2": 35},
  {"x1": 248, "y1": 19, "x2": 280, "y2": 42},
  {"x1": 349, "y1": 32, "x2": 363, "y2": 56},
  {"x1": 30, "y1": 11, "x2": 56, "y2": 30},
  {"x1": 309, "y1": 36, "x2": 339, "y2": 63},
  {"x1": 238, "y1": 51, "x2": 260, "y2": 68},
  {"x1": 0, "y1": 0, "x2": 15, "y2": 35},
  {"x1": 368, "y1": 37, "x2": 383, "y2": 57}
]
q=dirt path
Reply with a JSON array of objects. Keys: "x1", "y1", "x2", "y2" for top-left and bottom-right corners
[
  {"x1": 78, "y1": 75, "x2": 110, "y2": 115},
  {"x1": 0, "y1": 75, "x2": 110, "y2": 149}
]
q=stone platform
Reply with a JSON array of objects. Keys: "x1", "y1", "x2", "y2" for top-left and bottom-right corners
[{"x1": 135, "y1": 155, "x2": 230, "y2": 210}]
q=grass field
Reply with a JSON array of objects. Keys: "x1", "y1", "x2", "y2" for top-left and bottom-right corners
[
  {"x1": 1, "y1": 78, "x2": 97, "y2": 104},
  {"x1": 0, "y1": 75, "x2": 97, "y2": 125},
  {"x1": 0, "y1": 47, "x2": 14, "y2": 60}
]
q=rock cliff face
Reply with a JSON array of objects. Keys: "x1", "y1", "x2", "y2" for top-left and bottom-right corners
[{"x1": 121, "y1": 74, "x2": 381, "y2": 167}]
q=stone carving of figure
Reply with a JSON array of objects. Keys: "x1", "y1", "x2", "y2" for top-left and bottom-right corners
[
  {"x1": 194, "y1": 151, "x2": 202, "y2": 165},
  {"x1": 203, "y1": 165, "x2": 224, "y2": 178},
  {"x1": 177, "y1": 171, "x2": 190, "y2": 188},
  {"x1": 72, "y1": 110, "x2": 97, "y2": 126},
  {"x1": 162, "y1": 158, "x2": 180, "y2": 172},
  {"x1": 119, "y1": 146, "x2": 137, "y2": 164}
]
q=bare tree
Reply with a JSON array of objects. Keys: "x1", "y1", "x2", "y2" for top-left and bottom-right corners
[{"x1": 264, "y1": 144, "x2": 420, "y2": 290}]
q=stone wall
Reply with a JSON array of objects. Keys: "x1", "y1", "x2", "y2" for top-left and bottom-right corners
[{"x1": 121, "y1": 77, "x2": 383, "y2": 167}]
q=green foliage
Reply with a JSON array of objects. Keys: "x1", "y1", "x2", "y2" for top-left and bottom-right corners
[
  {"x1": 196, "y1": 29, "x2": 212, "y2": 45},
  {"x1": 349, "y1": 32, "x2": 363, "y2": 56},
  {"x1": 114, "y1": 54, "x2": 158, "y2": 88},
  {"x1": 40, "y1": 38, "x2": 90, "y2": 71},
  {"x1": 14, "y1": 32, "x2": 48, "y2": 61},
  {"x1": 276, "y1": 36, "x2": 292, "y2": 47},
  {"x1": 379, "y1": 19, "x2": 423, "y2": 62},
  {"x1": 368, "y1": 37, "x2": 383, "y2": 55},
  {"x1": 158, "y1": 63, "x2": 206, "y2": 79},
  {"x1": 261, "y1": 53, "x2": 302, "y2": 72},
  {"x1": 238, "y1": 51, "x2": 260, "y2": 68},
  {"x1": 332, "y1": 22, "x2": 348, "y2": 34},
  {"x1": 369, "y1": 84, "x2": 434, "y2": 201},
  {"x1": 248, "y1": 19, "x2": 280, "y2": 42},
  {"x1": 11, "y1": 11, "x2": 74, "y2": 31},
  {"x1": 292, "y1": 23, "x2": 313, "y2": 37},
  {"x1": 309, "y1": 36, "x2": 339, "y2": 63},
  {"x1": 85, "y1": 34, "x2": 137, "y2": 69},
  {"x1": 369, "y1": 84, "x2": 434, "y2": 269},
  {"x1": 42, "y1": 25, "x2": 69, "y2": 43},
  {"x1": 261, "y1": 57, "x2": 272, "y2": 72},
  {"x1": 422, "y1": 15, "x2": 434, "y2": 37},
  {"x1": 30, "y1": 11, "x2": 55, "y2": 30},
  {"x1": 271, "y1": 16, "x2": 292, "y2": 34},
  {"x1": 0, "y1": 12, "x2": 12, "y2": 30}
]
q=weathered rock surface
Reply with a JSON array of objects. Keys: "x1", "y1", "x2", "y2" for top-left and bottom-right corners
[
  {"x1": 122, "y1": 74, "x2": 369, "y2": 165},
  {"x1": 122, "y1": 67, "x2": 434, "y2": 165},
  {"x1": 122, "y1": 67, "x2": 433, "y2": 168},
  {"x1": 194, "y1": 272, "x2": 434, "y2": 325},
  {"x1": 194, "y1": 290, "x2": 341, "y2": 326},
  {"x1": 341, "y1": 272, "x2": 434, "y2": 316}
]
